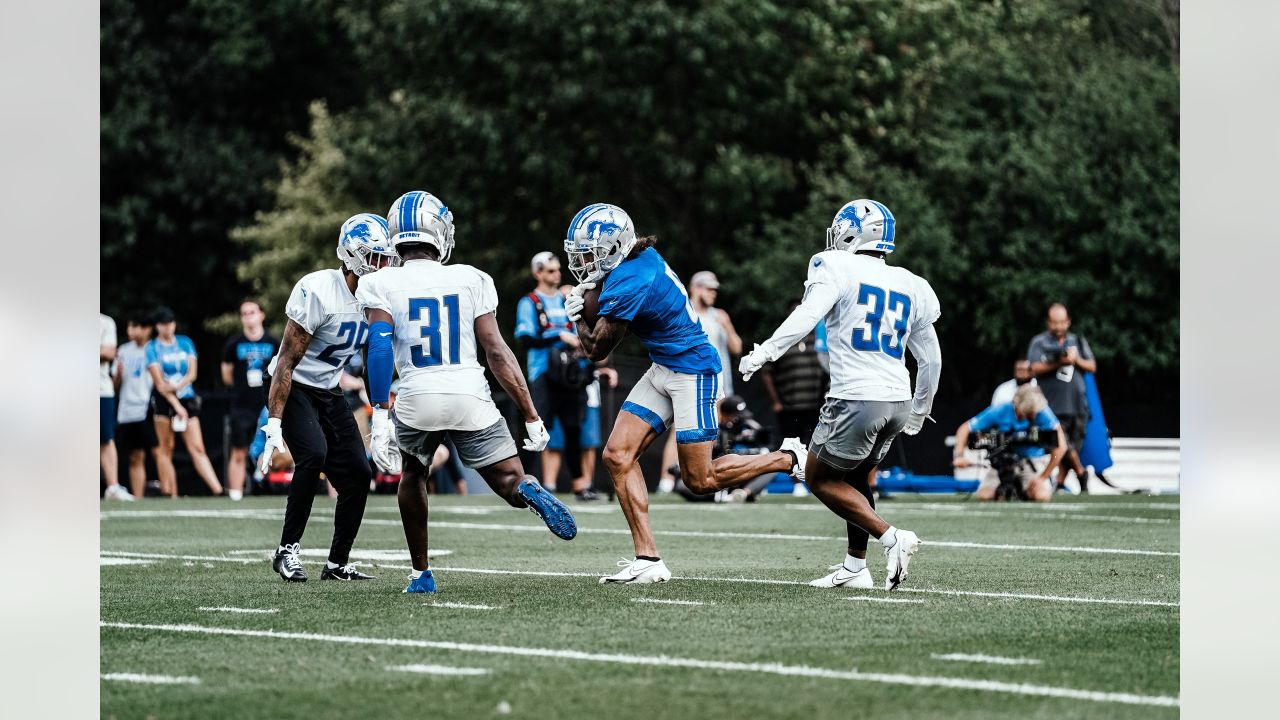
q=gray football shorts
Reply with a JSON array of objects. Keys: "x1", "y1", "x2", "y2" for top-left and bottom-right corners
[
  {"x1": 392, "y1": 414, "x2": 518, "y2": 470},
  {"x1": 809, "y1": 398, "x2": 911, "y2": 472}
]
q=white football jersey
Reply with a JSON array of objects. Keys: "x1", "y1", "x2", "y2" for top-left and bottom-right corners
[
  {"x1": 355, "y1": 259, "x2": 500, "y2": 403},
  {"x1": 807, "y1": 251, "x2": 941, "y2": 401},
  {"x1": 268, "y1": 269, "x2": 368, "y2": 390}
]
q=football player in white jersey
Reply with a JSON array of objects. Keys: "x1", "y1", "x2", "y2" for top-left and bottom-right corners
[
  {"x1": 358, "y1": 191, "x2": 577, "y2": 594},
  {"x1": 259, "y1": 213, "x2": 400, "y2": 583},
  {"x1": 740, "y1": 199, "x2": 942, "y2": 591}
]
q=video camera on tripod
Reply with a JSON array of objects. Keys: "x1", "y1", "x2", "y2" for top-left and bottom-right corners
[{"x1": 967, "y1": 427, "x2": 1060, "y2": 501}]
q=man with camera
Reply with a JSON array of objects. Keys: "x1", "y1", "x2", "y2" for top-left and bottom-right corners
[
  {"x1": 952, "y1": 384, "x2": 1067, "y2": 502},
  {"x1": 1026, "y1": 303, "x2": 1097, "y2": 492},
  {"x1": 515, "y1": 251, "x2": 596, "y2": 500}
]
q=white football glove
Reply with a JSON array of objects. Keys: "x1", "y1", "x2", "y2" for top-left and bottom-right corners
[
  {"x1": 564, "y1": 282, "x2": 596, "y2": 322},
  {"x1": 738, "y1": 343, "x2": 770, "y2": 382},
  {"x1": 902, "y1": 413, "x2": 930, "y2": 436},
  {"x1": 523, "y1": 418, "x2": 550, "y2": 452},
  {"x1": 370, "y1": 407, "x2": 402, "y2": 474},
  {"x1": 257, "y1": 417, "x2": 285, "y2": 475}
]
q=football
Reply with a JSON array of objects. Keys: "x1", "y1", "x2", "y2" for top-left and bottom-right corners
[{"x1": 578, "y1": 284, "x2": 602, "y2": 329}]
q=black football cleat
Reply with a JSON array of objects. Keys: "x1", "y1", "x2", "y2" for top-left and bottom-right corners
[
  {"x1": 272, "y1": 543, "x2": 308, "y2": 583},
  {"x1": 320, "y1": 563, "x2": 376, "y2": 581}
]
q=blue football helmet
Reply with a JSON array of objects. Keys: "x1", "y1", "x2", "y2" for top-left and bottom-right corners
[
  {"x1": 825, "y1": 199, "x2": 897, "y2": 254},
  {"x1": 563, "y1": 203, "x2": 637, "y2": 283},
  {"x1": 336, "y1": 213, "x2": 399, "y2": 276},
  {"x1": 387, "y1": 190, "x2": 455, "y2": 263}
]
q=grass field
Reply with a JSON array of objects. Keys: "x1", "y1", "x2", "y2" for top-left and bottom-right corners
[{"x1": 100, "y1": 492, "x2": 1179, "y2": 719}]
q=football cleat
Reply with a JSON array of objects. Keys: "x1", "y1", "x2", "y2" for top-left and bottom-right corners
[
  {"x1": 575, "y1": 488, "x2": 601, "y2": 502},
  {"x1": 599, "y1": 558, "x2": 672, "y2": 584},
  {"x1": 403, "y1": 570, "x2": 436, "y2": 593},
  {"x1": 779, "y1": 437, "x2": 808, "y2": 481},
  {"x1": 884, "y1": 529, "x2": 922, "y2": 591},
  {"x1": 809, "y1": 566, "x2": 874, "y2": 589},
  {"x1": 320, "y1": 563, "x2": 375, "y2": 581},
  {"x1": 517, "y1": 478, "x2": 578, "y2": 540},
  {"x1": 791, "y1": 482, "x2": 809, "y2": 497},
  {"x1": 272, "y1": 543, "x2": 308, "y2": 583}
]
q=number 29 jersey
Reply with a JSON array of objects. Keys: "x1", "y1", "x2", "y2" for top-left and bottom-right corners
[
  {"x1": 807, "y1": 250, "x2": 941, "y2": 402},
  {"x1": 355, "y1": 259, "x2": 500, "y2": 403},
  {"x1": 267, "y1": 269, "x2": 369, "y2": 391}
]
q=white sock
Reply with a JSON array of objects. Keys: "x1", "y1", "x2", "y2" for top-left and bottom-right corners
[
  {"x1": 879, "y1": 526, "x2": 898, "y2": 548},
  {"x1": 278, "y1": 545, "x2": 289, "y2": 554},
  {"x1": 843, "y1": 555, "x2": 866, "y2": 572},
  {"x1": 228, "y1": 489, "x2": 243, "y2": 501},
  {"x1": 411, "y1": 569, "x2": 426, "y2": 579},
  {"x1": 326, "y1": 561, "x2": 340, "y2": 570}
]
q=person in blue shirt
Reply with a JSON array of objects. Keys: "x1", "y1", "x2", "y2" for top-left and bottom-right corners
[
  {"x1": 514, "y1": 251, "x2": 594, "y2": 500},
  {"x1": 951, "y1": 384, "x2": 1067, "y2": 502},
  {"x1": 563, "y1": 203, "x2": 805, "y2": 584},
  {"x1": 145, "y1": 307, "x2": 224, "y2": 497}
]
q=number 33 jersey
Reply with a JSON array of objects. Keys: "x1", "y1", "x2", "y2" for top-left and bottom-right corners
[
  {"x1": 268, "y1": 269, "x2": 368, "y2": 390},
  {"x1": 355, "y1": 259, "x2": 500, "y2": 403},
  {"x1": 808, "y1": 250, "x2": 941, "y2": 402}
]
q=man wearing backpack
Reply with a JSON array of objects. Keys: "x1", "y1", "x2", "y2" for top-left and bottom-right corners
[{"x1": 515, "y1": 251, "x2": 598, "y2": 501}]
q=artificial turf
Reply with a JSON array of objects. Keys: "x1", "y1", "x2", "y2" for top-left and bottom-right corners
[{"x1": 100, "y1": 492, "x2": 1179, "y2": 719}]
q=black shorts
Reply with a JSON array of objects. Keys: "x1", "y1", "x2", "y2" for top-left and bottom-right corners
[
  {"x1": 116, "y1": 419, "x2": 157, "y2": 452},
  {"x1": 1058, "y1": 414, "x2": 1086, "y2": 450},
  {"x1": 530, "y1": 375, "x2": 586, "y2": 431},
  {"x1": 228, "y1": 405, "x2": 264, "y2": 448},
  {"x1": 151, "y1": 393, "x2": 203, "y2": 419},
  {"x1": 100, "y1": 397, "x2": 116, "y2": 444}
]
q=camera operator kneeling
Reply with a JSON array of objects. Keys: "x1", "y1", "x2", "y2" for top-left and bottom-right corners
[{"x1": 952, "y1": 385, "x2": 1067, "y2": 503}]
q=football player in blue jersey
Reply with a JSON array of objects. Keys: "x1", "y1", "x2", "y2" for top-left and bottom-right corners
[{"x1": 563, "y1": 203, "x2": 806, "y2": 584}]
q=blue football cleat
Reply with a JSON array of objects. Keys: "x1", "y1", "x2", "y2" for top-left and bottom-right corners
[
  {"x1": 517, "y1": 479, "x2": 578, "y2": 540},
  {"x1": 403, "y1": 570, "x2": 436, "y2": 593}
]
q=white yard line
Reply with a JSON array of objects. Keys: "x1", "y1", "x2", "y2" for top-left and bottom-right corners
[
  {"x1": 385, "y1": 664, "x2": 490, "y2": 676},
  {"x1": 198, "y1": 607, "x2": 279, "y2": 614},
  {"x1": 101, "y1": 512, "x2": 1179, "y2": 556},
  {"x1": 101, "y1": 551, "x2": 258, "y2": 564},
  {"x1": 99, "y1": 622, "x2": 1177, "y2": 708},
  {"x1": 631, "y1": 598, "x2": 710, "y2": 606},
  {"x1": 931, "y1": 653, "x2": 1042, "y2": 666},
  {"x1": 101, "y1": 672, "x2": 201, "y2": 685},
  {"x1": 425, "y1": 602, "x2": 498, "y2": 610},
  {"x1": 898, "y1": 588, "x2": 1179, "y2": 607},
  {"x1": 846, "y1": 596, "x2": 927, "y2": 604},
  {"x1": 102, "y1": 551, "x2": 1179, "y2": 608},
  {"x1": 100, "y1": 557, "x2": 153, "y2": 566}
]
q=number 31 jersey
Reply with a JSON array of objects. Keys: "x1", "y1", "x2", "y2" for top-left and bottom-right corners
[
  {"x1": 355, "y1": 258, "x2": 499, "y2": 403},
  {"x1": 807, "y1": 250, "x2": 941, "y2": 402},
  {"x1": 267, "y1": 268, "x2": 368, "y2": 390}
]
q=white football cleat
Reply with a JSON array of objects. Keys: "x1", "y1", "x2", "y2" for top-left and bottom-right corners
[
  {"x1": 791, "y1": 482, "x2": 809, "y2": 497},
  {"x1": 599, "y1": 558, "x2": 672, "y2": 584},
  {"x1": 884, "y1": 529, "x2": 922, "y2": 591},
  {"x1": 779, "y1": 437, "x2": 808, "y2": 481},
  {"x1": 809, "y1": 565, "x2": 874, "y2": 589}
]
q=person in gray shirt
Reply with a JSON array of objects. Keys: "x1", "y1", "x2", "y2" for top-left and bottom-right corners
[{"x1": 1026, "y1": 303, "x2": 1097, "y2": 492}]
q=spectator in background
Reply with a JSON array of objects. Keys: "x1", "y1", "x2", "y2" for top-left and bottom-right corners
[
  {"x1": 100, "y1": 313, "x2": 133, "y2": 501},
  {"x1": 221, "y1": 298, "x2": 279, "y2": 501},
  {"x1": 1027, "y1": 303, "x2": 1097, "y2": 492},
  {"x1": 991, "y1": 359, "x2": 1037, "y2": 407},
  {"x1": 114, "y1": 313, "x2": 157, "y2": 498},
  {"x1": 515, "y1": 251, "x2": 590, "y2": 499},
  {"x1": 659, "y1": 270, "x2": 742, "y2": 492},
  {"x1": 147, "y1": 307, "x2": 224, "y2": 497},
  {"x1": 760, "y1": 298, "x2": 830, "y2": 444},
  {"x1": 952, "y1": 385, "x2": 1068, "y2": 503}
]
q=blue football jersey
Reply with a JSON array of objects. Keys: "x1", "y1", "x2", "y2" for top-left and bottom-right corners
[{"x1": 596, "y1": 248, "x2": 721, "y2": 375}]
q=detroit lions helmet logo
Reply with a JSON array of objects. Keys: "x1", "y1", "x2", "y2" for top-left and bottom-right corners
[{"x1": 825, "y1": 199, "x2": 896, "y2": 254}]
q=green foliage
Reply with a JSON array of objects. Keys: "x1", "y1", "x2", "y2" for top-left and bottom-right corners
[{"x1": 103, "y1": 0, "x2": 1178, "y2": 412}]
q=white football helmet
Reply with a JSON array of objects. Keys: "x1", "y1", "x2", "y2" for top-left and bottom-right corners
[
  {"x1": 336, "y1": 213, "x2": 399, "y2": 276},
  {"x1": 387, "y1": 190, "x2": 455, "y2": 263},
  {"x1": 563, "y1": 203, "x2": 636, "y2": 283},
  {"x1": 825, "y1": 199, "x2": 897, "y2": 254}
]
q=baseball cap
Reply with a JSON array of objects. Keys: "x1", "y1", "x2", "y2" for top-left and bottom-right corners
[
  {"x1": 531, "y1": 251, "x2": 559, "y2": 273},
  {"x1": 690, "y1": 270, "x2": 720, "y2": 289}
]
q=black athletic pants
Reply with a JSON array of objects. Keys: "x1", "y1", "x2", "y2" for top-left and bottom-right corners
[
  {"x1": 277, "y1": 382, "x2": 371, "y2": 565},
  {"x1": 530, "y1": 375, "x2": 586, "y2": 479}
]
